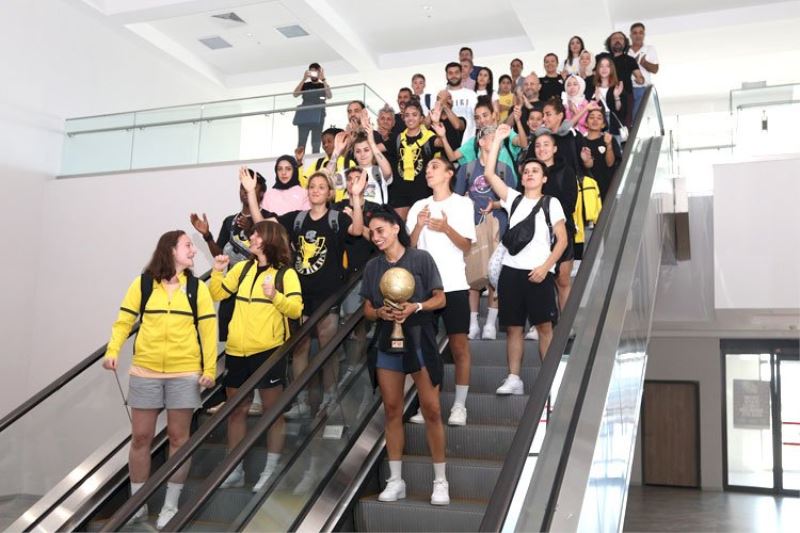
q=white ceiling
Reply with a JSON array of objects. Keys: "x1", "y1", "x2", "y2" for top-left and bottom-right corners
[{"x1": 76, "y1": 0, "x2": 800, "y2": 100}]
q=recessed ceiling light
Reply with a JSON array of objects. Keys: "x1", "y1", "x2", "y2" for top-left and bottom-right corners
[
  {"x1": 212, "y1": 12, "x2": 246, "y2": 24},
  {"x1": 276, "y1": 25, "x2": 309, "y2": 38},
  {"x1": 198, "y1": 36, "x2": 232, "y2": 50}
]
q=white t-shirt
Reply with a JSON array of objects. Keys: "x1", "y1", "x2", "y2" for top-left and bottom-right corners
[
  {"x1": 628, "y1": 44, "x2": 659, "y2": 87},
  {"x1": 448, "y1": 87, "x2": 478, "y2": 139},
  {"x1": 336, "y1": 165, "x2": 392, "y2": 205},
  {"x1": 500, "y1": 190, "x2": 565, "y2": 272},
  {"x1": 476, "y1": 89, "x2": 500, "y2": 104},
  {"x1": 406, "y1": 193, "x2": 476, "y2": 292}
]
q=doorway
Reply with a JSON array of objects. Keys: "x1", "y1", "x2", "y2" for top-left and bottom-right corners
[{"x1": 722, "y1": 339, "x2": 800, "y2": 495}]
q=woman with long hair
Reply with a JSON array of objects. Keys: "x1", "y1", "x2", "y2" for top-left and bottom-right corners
[
  {"x1": 360, "y1": 206, "x2": 450, "y2": 505},
  {"x1": 562, "y1": 35, "x2": 586, "y2": 77},
  {"x1": 211, "y1": 220, "x2": 303, "y2": 493},
  {"x1": 277, "y1": 171, "x2": 366, "y2": 417},
  {"x1": 584, "y1": 56, "x2": 627, "y2": 141},
  {"x1": 103, "y1": 230, "x2": 217, "y2": 528}
]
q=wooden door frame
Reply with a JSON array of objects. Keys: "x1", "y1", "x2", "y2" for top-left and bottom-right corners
[{"x1": 640, "y1": 379, "x2": 702, "y2": 488}]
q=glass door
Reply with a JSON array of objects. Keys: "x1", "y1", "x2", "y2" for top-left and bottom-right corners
[{"x1": 723, "y1": 340, "x2": 800, "y2": 495}]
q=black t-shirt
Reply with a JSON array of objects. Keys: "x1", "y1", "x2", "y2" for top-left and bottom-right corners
[
  {"x1": 444, "y1": 116, "x2": 466, "y2": 153},
  {"x1": 278, "y1": 209, "x2": 351, "y2": 299},
  {"x1": 542, "y1": 157, "x2": 578, "y2": 232},
  {"x1": 595, "y1": 53, "x2": 638, "y2": 95},
  {"x1": 391, "y1": 113, "x2": 405, "y2": 138},
  {"x1": 579, "y1": 135, "x2": 622, "y2": 200},
  {"x1": 217, "y1": 209, "x2": 276, "y2": 264},
  {"x1": 300, "y1": 81, "x2": 326, "y2": 107},
  {"x1": 360, "y1": 247, "x2": 443, "y2": 312},
  {"x1": 539, "y1": 75, "x2": 564, "y2": 103},
  {"x1": 391, "y1": 130, "x2": 438, "y2": 204},
  {"x1": 333, "y1": 199, "x2": 381, "y2": 273}
]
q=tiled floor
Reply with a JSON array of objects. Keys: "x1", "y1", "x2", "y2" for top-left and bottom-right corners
[{"x1": 624, "y1": 485, "x2": 800, "y2": 532}]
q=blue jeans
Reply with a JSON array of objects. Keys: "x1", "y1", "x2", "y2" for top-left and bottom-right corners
[{"x1": 632, "y1": 86, "x2": 646, "y2": 122}]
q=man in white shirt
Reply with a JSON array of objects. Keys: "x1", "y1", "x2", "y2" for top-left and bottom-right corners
[
  {"x1": 445, "y1": 61, "x2": 478, "y2": 139},
  {"x1": 628, "y1": 22, "x2": 659, "y2": 120},
  {"x1": 407, "y1": 157, "x2": 476, "y2": 426}
]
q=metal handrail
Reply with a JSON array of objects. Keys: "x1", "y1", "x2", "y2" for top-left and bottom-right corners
[
  {"x1": 479, "y1": 86, "x2": 661, "y2": 531},
  {"x1": 101, "y1": 273, "x2": 363, "y2": 531},
  {"x1": 0, "y1": 269, "x2": 211, "y2": 434},
  {"x1": 166, "y1": 308, "x2": 365, "y2": 531},
  {"x1": 66, "y1": 83, "x2": 381, "y2": 122}
]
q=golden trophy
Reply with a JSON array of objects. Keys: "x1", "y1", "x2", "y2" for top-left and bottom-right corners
[{"x1": 379, "y1": 267, "x2": 416, "y2": 353}]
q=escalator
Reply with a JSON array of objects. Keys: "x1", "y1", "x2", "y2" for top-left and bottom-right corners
[{"x1": 2, "y1": 85, "x2": 671, "y2": 532}]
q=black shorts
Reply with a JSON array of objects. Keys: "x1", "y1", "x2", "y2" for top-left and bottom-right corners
[
  {"x1": 497, "y1": 266, "x2": 559, "y2": 328},
  {"x1": 434, "y1": 290, "x2": 470, "y2": 335},
  {"x1": 302, "y1": 294, "x2": 340, "y2": 318},
  {"x1": 557, "y1": 227, "x2": 576, "y2": 267},
  {"x1": 223, "y1": 349, "x2": 286, "y2": 389}
]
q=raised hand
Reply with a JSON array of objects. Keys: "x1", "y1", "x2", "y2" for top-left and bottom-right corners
[
  {"x1": 603, "y1": 132, "x2": 613, "y2": 146},
  {"x1": 190, "y1": 212, "x2": 210, "y2": 235},
  {"x1": 427, "y1": 211, "x2": 449, "y2": 233},
  {"x1": 294, "y1": 146, "x2": 305, "y2": 164},
  {"x1": 580, "y1": 147, "x2": 593, "y2": 164},
  {"x1": 430, "y1": 103, "x2": 442, "y2": 124},
  {"x1": 587, "y1": 100, "x2": 601, "y2": 111},
  {"x1": 333, "y1": 131, "x2": 349, "y2": 155},
  {"x1": 239, "y1": 166, "x2": 256, "y2": 192},
  {"x1": 495, "y1": 123, "x2": 512, "y2": 141},
  {"x1": 613, "y1": 82, "x2": 624, "y2": 98},
  {"x1": 213, "y1": 254, "x2": 230, "y2": 272},
  {"x1": 594, "y1": 86, "x2": 603, "y2": 101},
  {"x1": 431, "y1": 120, "x2": 446, "y2": 137},
  {"x1": 349, "y1": 168, "x2": 367, "y2": 196},
  {"x1": 512, "y1": 104, "x2": 522, "y2": 122}
]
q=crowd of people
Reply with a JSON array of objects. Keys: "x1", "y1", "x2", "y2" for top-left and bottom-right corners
[{"x1": 102, "y1": 24, "x2": 658, "y2": 527}]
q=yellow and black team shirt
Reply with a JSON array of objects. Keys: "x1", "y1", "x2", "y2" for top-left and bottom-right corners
[
  {"x1": 393, "y1": 126, "x2": 440, "y2": 200},
  {"x1": 209, "y1": 260, "x2": 303, "y2": 357},
  {"x1": 300, "y1": 155, "x2": 356, "y2": 203},
  {"x1": 106, "y1": 272, "x2": 217, "y2": 379}
]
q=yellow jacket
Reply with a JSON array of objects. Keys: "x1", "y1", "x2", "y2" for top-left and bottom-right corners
[
  {"x1": 106, "y1": 272, "x2": 217, "y2": 379},
  {"x1": 209, "y1": 260, "x2": 303, "y2": 357},
  {"x1": 301, "y1": 155, "x2": 355, "y2": 202}
]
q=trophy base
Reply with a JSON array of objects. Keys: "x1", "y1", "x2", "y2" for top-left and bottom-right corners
[{"x1": 386, "y1": 338, "x2": 406, "y2": 354}]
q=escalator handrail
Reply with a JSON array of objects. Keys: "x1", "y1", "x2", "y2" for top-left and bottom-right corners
[
  {"x1": 0, "y1": 269, "x2": 212, "y2": 434},
  {"x1": 101, "y1": 272, "x2": 363, "y2": 532},
  {"x1": 165, "y1": 307, "x2": 365, "y2": 531},
  {"x1": 479, "y1": 86, "x2": 663, "y2": 532}
]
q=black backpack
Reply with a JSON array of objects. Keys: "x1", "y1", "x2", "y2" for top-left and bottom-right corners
[
  {"x1": 502, "y1": 195, "x2": 554, "y2": 255},
  {"x1": 236, "y1": 261, "x2": 299, "y2": 341}
]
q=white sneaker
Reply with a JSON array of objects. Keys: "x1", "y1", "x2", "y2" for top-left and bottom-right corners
[
  {"x1": 285, "y1": 401, "x2": 310, "y2": 419},
  {"x1": 448, "y1": 404, "x2": 467, "y2": 426},
  {"x1": 253, "y1": 463, "x2": 276, "y2": 493},
  {"x1": 482, "y1": 323, "x2": 497, "y2": 340},
  {"x1": 293, "y1": 469, "x2": 317, "y2": 496},
  {"x1": 408, "y1": 409, "x2": 425, "y2": 424},
  {"x1": 378, "y1": 478, "x2": 406, "y2": 502},
  {"x1": 320, "y1": 391, "x2": 336, "y2": 411},
  {"x1": 525, "y1": 327, "x2": 539, "y2": 340},
  {"x1": 156, "y1": 504, "x2": 177, "y2": 530},
  {"x1": 127, "y1": 504, "x2": 148, "y2": 525},
  {"x1": 468, "y1": 321, "x2": 481, "y2": 340},
  {"x1": 206, "y1": 401, "x2": 225, "y2": 414},
  {"x1": 431, "y1": 479, "x2": 450, "y2": 505},
  {"x1": 496, "y1": 376, "x2": 524, "y2": 395},
  {"x1": 220, "y1": 465, "x2": 245, "y2": 488},
  {"x1": 248, "y1": 402, "x2": 263, "y2": 416}
]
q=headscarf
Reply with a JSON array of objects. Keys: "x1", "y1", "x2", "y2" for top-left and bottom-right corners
[
  {"x1": 562, "y1": 74, "x2": 587, "y2": 107},
  {"x1": 272, "y1": 155, "x2": 301, "y2": 190}
]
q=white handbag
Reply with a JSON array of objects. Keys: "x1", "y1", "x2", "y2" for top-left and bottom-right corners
[{"x1": 488, "y1": 243, "x2": 507, "y2": 289}]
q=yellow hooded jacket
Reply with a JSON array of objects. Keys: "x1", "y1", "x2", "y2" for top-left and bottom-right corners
[
  {"x1": 106, "y1": 272, "x2": 217, "y2": 379},
  {"x1": 209, "y1": 260, "x2": 303, "y2": 357}
]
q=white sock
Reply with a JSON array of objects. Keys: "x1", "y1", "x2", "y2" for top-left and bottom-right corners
[
  {"x1": 388, "y1": 460, "x2": 402, "y2": 481},
  {"x1": 252, "y1": 391, "x2": 262, "y2": 406},
  {"x1": 130, "y1": 481, "x2": 144, "y2": 495},
  {"x1": 265, "y1": 452, "x2": 281, "y2": 471},
  {"x1": 432, "y1": 462, "x2": 447, "y2": 482},
  {"x1": 486, "y1": 307, "x2": 498, "y2": 324},
  {"x1": 454, "y1": 385, "x2": 469, "y2": 407},
  {"x1": 163, "y1": 482, "x2": 183, "y2": 508},
  {"x1": 297, "y1": 390, "x2": 309, "y2": 404},
  {"x1": 507, "y1": 373, "x2": 520, "y2": 382},
  {"x1": 469, "y1": 312, "x2": 479, "y2": 325}
]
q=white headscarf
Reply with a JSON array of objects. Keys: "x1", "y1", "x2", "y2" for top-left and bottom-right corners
[{"x1": 562, "y1": 74, "x2": 587, "y2": 108}]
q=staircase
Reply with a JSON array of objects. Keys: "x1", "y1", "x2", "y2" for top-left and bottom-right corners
[{"x1": 355, "y1": 338, "x2": 541, "y2": 532}]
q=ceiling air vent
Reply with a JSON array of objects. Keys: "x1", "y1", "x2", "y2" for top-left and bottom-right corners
[
  {"x1": 198, "y1": 36, "x2": 232, "y2": 50},
  {"x1": 212, "y1": 12, "x2": 246, "y2": 24},
  {"x1": 276, "y1": 25, "x2": 309, "y2": 38}
]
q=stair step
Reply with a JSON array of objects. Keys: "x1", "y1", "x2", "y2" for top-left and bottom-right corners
[
  {"x1": 356, "y1": 494, "x2": 485, "y2": 532},
  {"x1": 403, "y1": 423, "x2": 516, "y2": 460},
  {"x1": 442, "y1": 365, "x2": 538, "y2": 394},
  {"x1": 379, "y1": 456, "x2": 502, "y2": 500},
  {"x1": 467, "y1": 340, "x2": 541, "y2": 367},
  {"x1": 438, "y1": 392, "x2": 530, "y2": 426}
]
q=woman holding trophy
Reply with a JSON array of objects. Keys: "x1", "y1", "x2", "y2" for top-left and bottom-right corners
[{"x1": 360, "y1": 206, "x2": 451, "y2": 506}]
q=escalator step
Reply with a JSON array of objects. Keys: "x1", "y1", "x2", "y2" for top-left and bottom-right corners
[
  {"x1": 190, "y1": 443, "x2": 268, "y2": 480},
  {"x1": 439, "y1": 392, "x2": 530, "y2": 426},
  {"x1": 442, "y1": 365, "x2": 538, "y2": 394},
  {"x1": 467, "y1": 340, "x2": 541, "y2": 367},
  {"x1": 403, "y1": 423, "x2": 516, "y2": 460},
  {"x1": 356, "y1": 494, "x2": 485, "y2": 532},
  {"x1": 379, "y1": 456, "x2": 502, "y2": 500}
]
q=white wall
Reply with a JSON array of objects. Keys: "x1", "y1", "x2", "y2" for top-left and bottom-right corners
[{"x1": 0, "y1": 0, "x2": 227, "y2": 419}]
